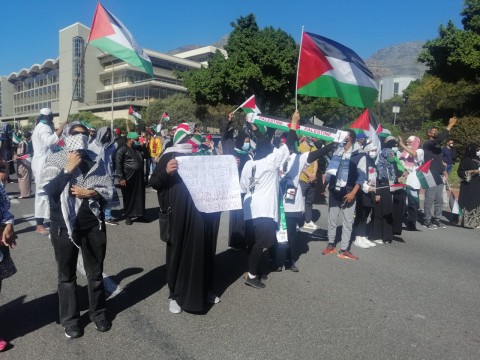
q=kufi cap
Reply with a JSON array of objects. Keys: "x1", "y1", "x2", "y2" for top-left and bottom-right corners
[
  {"x1": 127, "y1": 132, "x2": 139, "y2": 139},
  {"x1": 40, "y1": 108, "x2": 52, "y2": 116}
]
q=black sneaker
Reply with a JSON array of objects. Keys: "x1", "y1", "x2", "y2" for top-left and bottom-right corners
[
  {"x1": 105, "y1": 218, "x2": 119, "y2": 226},
  {"x1": 95, "y1": 320, "x2": 112, "y2": 333},
  {"x1": 432, "y1": 219, "x2": 446, "y2": 229},
  {"x1": 64, "y1": 325, "x2": 83, "y2": 339},
  {"x1": 423, "y1": 221, "x2": 438, "y2": 229},
  {"x1": 244, "y1": 276, "x2": 266, "y2": 289},
  {"x1": 125, "y1": 217, "x2": 133, "y2": 225},
  {"x1": 285, "y1": 261, "x2": 299, "y2": 272}
]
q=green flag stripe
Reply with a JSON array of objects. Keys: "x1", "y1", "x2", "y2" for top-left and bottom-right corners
[
  {"x1": 90, "y1": 37, "x2": 153, "y2": 75},
  {"x1": 297, "y1": 74, "x2": 378, "y2": 108}
]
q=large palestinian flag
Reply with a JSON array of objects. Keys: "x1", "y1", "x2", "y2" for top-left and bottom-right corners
[
  {"x1": 129, "y1": 106, "x2": 142, "y2": 125},
  {"x1": 297, "y1": 32, "x2": 378, "y2": 108},
  {"x1": 88, "y1": 4, "x2": 153, "y2": 76}
]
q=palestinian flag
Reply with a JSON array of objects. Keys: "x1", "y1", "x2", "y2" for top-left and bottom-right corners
[
  {"x1": 350, "y1": 109, "x2": 381, "y2": 151},
  {"x1": 88, "y1": 3, "x2": 153, "y2": 75},
  {"x1": 162, "y1": 112, "x2": 170, "y2": 122},
  {"x1": 389, "y1": 183, "x2": 406, "y2": 192},
  {"x1": 449, "y1": 191, "x2": 462, "y2": 215},
  {"x1": 128, "y1": 106, "x2": 142, "y2": 125},
  {"x1": 376, "y1": 124, "x2": 392, "y2": 138},
  {"x1": 238, "y1": 95, "x2": 261, "y2": 114},
  {"x1": 416, "y1": 160, "x2": 438, "y2": 189},
  {"x1": 12, "y1": 133, "x2": 22, "y2": 145},
  {"x1": 297, "y1": 32, "x2": 378, "y2": 108}
]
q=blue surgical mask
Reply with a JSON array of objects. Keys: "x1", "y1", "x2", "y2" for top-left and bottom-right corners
[
  {"x1": 242, "y1": 143, "x2": 250, "y2": 151},
  {"x1": 134, "y1": 141, "x2": 140, "y2": 147}
]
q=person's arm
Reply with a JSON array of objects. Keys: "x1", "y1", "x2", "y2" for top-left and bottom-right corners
[
  {"x1": 398, "y1": 136, "x2": 417, "y2": 157},
  {"x1": 221, "y1": 113, "x2": 234, "y2": 141},
  {"x1": 432, "y1": 117, "x2": 458, "y2": 145},
  {"x1": 239, "y1": 161, "x2": 252, "y2": 194},
  {"x1": 115, "y1": 146, "x2": 127, "y2": 184},
  {"x1": 344, "y1": 155, "x2": 367, "y2": 203},
  {"x1": 37, "y1": 126, "x2": 59, "y2": 147}
]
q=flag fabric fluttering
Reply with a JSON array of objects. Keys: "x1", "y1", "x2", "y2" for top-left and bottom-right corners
[
  {"x1": 449, "y1": 191, "x2": 462, "y2": 215},
  {"x1": 129, "y1": 106, "x2": 142, "y2": 125},
  {"x1": 88, "y1": 3, "x2": 153, "y2": 76},
  {"x1": 238, "y1": 95, "x2": 261, "y2": 114},
  {"x1": 297, "y1": 32, "x2": 378, "y2": 108},
  {"x1": 375, "y1": 124, "x2": 392, "y2": 138},
  {"x1": 349, "y1": 109, "x2": 382, "y2": 151},
  {"x1": 416, "y1": 160, "x2": 439, "y2": 189},
  {"x1": 162, "y1": 112, "x2": 170, "y2": 122}
]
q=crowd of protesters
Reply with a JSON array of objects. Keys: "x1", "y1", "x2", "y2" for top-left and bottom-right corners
[{"x1": 0, "y1": 107, "x2": 479, "y2": 346}]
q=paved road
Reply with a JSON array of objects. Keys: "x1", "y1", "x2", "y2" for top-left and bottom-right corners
[{"x1": 1, "y1": 182, "x2": 479, "y2": 360}]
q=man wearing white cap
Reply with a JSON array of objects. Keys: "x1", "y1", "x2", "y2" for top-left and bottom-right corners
[{"x1": 31, "y1": 108, "x2": 65, "y2": 235}]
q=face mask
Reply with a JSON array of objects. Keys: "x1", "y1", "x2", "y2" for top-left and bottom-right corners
[
  {"x1": 133, "y1": 141, "x2": 140, "y2": 147},
  {"x1": 476, "y1": 150, "x2": 480, "y2": 157},
  {"x1": 387, "y1": 156, "x2": 396, "y2": 164},
  {"x1": 242, "y1": 143, "x2": 250, "y2": 152},
  {"x1": 368, "y1": 151, "x2": 377, "y2": 159},
  {"x1": 391, "y1": 147, "x2": 399, "y2": 153},
  {"x1": 65, "y1": 134, "x2": 89, "y2": 152}
]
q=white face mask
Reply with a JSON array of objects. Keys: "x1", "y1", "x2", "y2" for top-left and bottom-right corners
[
  {"x1": 368, "y1": 151, "x2": 377, "y2": 159},
  {"x1": 476, "y1": 150, "x2": 480, "y2": 158},
  {"x1": 391, "y1": 147, "x2": 399, "y2": 153}
]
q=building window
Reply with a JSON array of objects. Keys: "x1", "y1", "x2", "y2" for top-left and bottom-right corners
[
  {"x1": 393, "y1": 82, "x2": 399, "y2": 97},
  {"x1": 72, "y1": 36, "x2": 85, "y2": 101}
]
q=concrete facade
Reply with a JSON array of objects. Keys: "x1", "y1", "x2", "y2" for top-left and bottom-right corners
[{"x1": 378, "y1": 75, "x2": 418, "y2": 102}]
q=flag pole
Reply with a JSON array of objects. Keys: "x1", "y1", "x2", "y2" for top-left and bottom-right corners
[
  {"x1": 295, "y1": 26, "x2": 305, "y2": 111},
  {"x1": 111, "y1": 59, "x2": 115, "y2": 131}
]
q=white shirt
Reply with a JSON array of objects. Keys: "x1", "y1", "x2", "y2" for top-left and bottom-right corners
[
  {"x1": 31, "y1": 122, "x2": 59, "y2": 178},
  {"x1": 240, "y1": 144, "x2": 290, "y2": 222},
  {"x1": 283, "y1": 152, "x2": 310, "y2": 213},
  {"x1": 404, "y1": 148, "x2": 424, "y2": 189}
]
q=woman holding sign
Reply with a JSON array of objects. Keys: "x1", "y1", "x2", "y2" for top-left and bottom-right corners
[{"x1": 150, "y1": 123, "x2": 221, "y2": 314}]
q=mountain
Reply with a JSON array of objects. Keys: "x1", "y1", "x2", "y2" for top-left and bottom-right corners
[
  {"x1": 365, "y1": 41, "x2": 428, "y2": 80},
  {"x1": 167, "y1": 37, "x2": 428, "y2": 81}
]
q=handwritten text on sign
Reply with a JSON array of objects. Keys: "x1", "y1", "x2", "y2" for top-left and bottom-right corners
[{"x1": 176, "y1": 155, "x2": 242, "y2": 213}]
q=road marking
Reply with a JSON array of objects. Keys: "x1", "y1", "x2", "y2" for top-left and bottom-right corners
[
  {"x1": 20, "y1": 213, "x2": 37, "y2": 227},
  {"x1": 77, "y1": 253, "x2": 123, "y2": 299},
  {"x1": 8, "y1": 195, "x2": 20, "y2": 204}
]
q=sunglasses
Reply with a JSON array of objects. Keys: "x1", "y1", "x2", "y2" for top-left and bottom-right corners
[{"x1": 71, "y1": 130, "x2": 87, "y2": 136}]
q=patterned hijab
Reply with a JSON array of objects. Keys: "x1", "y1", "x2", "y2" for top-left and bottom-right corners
[
  {"x1": 0, "y1": 185, "x2": 13, "y2": 224},
  {"x1": 377, "y1": 148, "x2": 396, "y2": 182},
  {"x1": 162, "y1": 123, "x2": 211, "y2": 156}
]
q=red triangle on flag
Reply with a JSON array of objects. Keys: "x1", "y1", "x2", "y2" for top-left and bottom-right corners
[
  {"x1": 243, "y1": 97, "x2": 256, "y2": 109},
  {"x1": 88, "y1": 3, "x2": 115, "y2": 42},
  {"x1": 297, "y1": 33, "x2": 333, "y2": 89},
  {"x1": 376, "y1": 124, "x2": 383, "y2": 134},
  {"x1": 128, "y1": 105, "x2": 134, "y2": 115},
  {"x1": 417, "y1": 159, "x2": 432, "y2": 174},
  {"x1": 350, "y1": 109, "x2": 371, "y2": 131}
]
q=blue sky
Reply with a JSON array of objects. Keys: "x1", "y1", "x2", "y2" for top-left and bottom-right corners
[{"x1": 0, "y1": 0, "x2": 464, "y2": 76}]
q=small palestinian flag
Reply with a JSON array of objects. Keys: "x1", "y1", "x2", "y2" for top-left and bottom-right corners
[
  {"x1": 416, "y1": 160, "x2": 438, "y2": 189},
  {"x1": 239, "y1": 95, "x2": 261, "y2": 114},
  {"x1": 173, "y1": 123, "x2": 191, "y2": 145},
  {"x1": 449, "y1": 191, "x2": 462, "y2": 215},
  {"x1": 12, "y1": 133, "x2": 22, "y2": 144},
  {"x1": 297, "y1": 32, "x2": 378, "y2": 108},
  {"x1": 350, "y1": 109, "x2": 381, "y2": 152},
  {"x1": 162, "y1": 112, "x2": 170, "y2": 122},
  {"x1": 376, "y1": 124, "x2": 392, "y2": 138},
  {"x1": 129, "y1": 106, "x2": 142, "y2": 125},
  {"x1": 390, "y1": 183, "x2": 406, "y2": 192}
]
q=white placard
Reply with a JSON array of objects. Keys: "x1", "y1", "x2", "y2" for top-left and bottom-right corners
[{"x1": 176, "y1": 155, "x2": 242, "y2": 213}]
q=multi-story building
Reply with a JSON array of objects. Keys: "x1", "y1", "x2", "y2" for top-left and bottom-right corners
[
  {"x1": 0, "y1": 22, "x2": 226, "y2": 126},
  {"x1": 378, "y1": 75, "x2": 418, "y2": 103}
]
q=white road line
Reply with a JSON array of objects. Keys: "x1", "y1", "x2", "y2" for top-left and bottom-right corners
[
  {"x1": 8, "y1": 195, "x2": 20, "y2": 204},
  {"x1": 20, "y1": 213, "x2": 37, "y2": 227},
  {"x1": 77, "y1": 253, "x2": 124, "y2": 299}
]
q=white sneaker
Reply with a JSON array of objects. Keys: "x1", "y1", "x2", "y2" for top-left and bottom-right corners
[
  {"x1": 361, "y1": 237, "x2": 376, "y2": 247},
  {"x1": 373, "y1": 239, "x2": 385, "y2": 244},
  {"x1": 169, "y1": 300, "x2": 182, "y2": 314},
  {"x1": 302, "y1": 221, "x2": 318, "y2": 230},
  {"x1": 207, "y1": 291, "x2": 220, "y2": 304},
  {"x1": 353, "y1": 236, "x2": 370, "y2": 249}
]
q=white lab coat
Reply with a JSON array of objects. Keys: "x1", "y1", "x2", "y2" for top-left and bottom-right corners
[{"x1": 31, "y1": 122, "x2": 59, "y2": 219}]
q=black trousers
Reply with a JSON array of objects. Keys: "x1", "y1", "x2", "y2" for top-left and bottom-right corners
[
  {"x1": 51, "y1": 224, "x2": 107, "y2": 327},
  {"x1": 245, "y1": 218, "x2": 276, "y2": 275},
  {"x1": 300, "y1": 180, "x2": 316, "y2": 223}
]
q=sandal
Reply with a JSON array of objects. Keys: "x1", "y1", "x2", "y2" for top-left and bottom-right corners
[{"x1": 0, "y1": 338, "x2": 8, "y2": 352}]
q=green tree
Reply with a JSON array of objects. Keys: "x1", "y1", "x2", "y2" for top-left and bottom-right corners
[
  {"x1": 419, "y1": 0, "x2": 480, "y2": 82},
  {"x1": 144, "y1": 94, "x2": 199, "y2": 126},
  {"x1": 179, "y1": 14, "x2": 298, "y2": 113}
]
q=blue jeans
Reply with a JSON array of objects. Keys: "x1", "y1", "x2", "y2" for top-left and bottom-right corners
[{"x1": 104, "y1": 207, "x2": 112, "y2": 220}]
